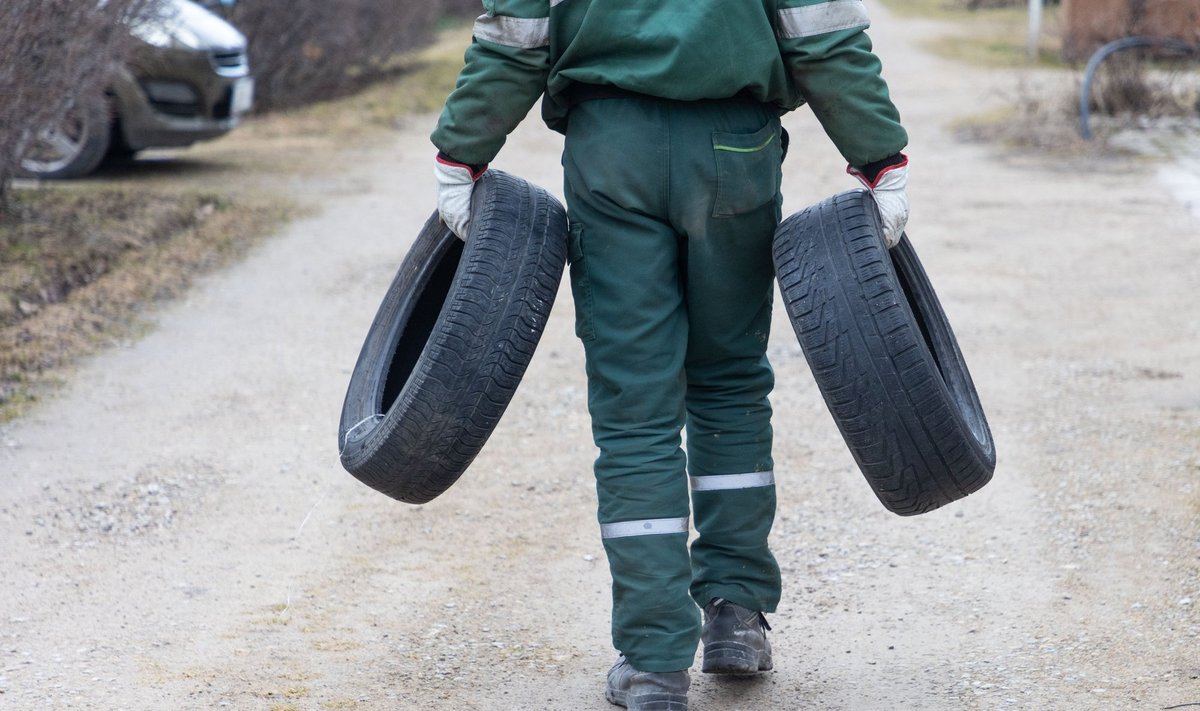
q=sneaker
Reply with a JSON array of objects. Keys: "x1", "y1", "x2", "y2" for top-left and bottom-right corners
[
  {"x1": 700, "y1": 597, "x2": 773, "y2": 674},
  {"x1": 605, "y1": 656, "x2": 690, "y2": 711}
]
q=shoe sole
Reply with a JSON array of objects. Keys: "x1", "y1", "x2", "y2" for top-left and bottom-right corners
[
  {"x1": 606, "y1": 690, "x2": 688, "y2": 711},
  {"x1": 701, "y1": 642, "x2": 773, "y2": 675}
]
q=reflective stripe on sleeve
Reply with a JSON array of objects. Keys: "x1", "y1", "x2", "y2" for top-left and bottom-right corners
[
  {"x1": 473, "y1": 14, "x2": 551, "y2": 49},
  {"x1": 689, "y1": 470, "x2": 776, "y2": 492},
  {"x1": 600, "y1": 517, "x2": 690, "y2": 540},
  {"x1": 777, "y1": 0, "x2": 870, "y2": 39}
]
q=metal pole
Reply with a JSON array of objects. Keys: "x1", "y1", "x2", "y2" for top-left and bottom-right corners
[{"x1": 1028, "y1": 0, "x2": 1043, "y2": 60}]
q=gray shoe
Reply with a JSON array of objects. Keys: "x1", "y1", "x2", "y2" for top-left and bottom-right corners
[
  {"x1": 605, "y1": 656, "x2": 689, "y2": 711},
  {"x1": 700, "y1": 597, "x2": 773, "y2": 674}
]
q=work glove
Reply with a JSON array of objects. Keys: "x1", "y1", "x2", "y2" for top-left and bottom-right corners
[
  {"x1": 848, "y1": 155, "x2": 909, "y2": 249},
  {"x1": 435, "y1": 152, "x2": 487, "y2": 240}
]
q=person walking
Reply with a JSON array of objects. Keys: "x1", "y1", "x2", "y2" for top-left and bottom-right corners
[{"x1": 431, "y1": 2, "x2": 909, "y2": 708}]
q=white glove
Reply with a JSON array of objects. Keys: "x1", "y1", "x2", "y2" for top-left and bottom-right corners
[
  {"x1": 435, "y1": 156, "x2": 486, "y2": 240},
  {"x1": 849, "y1": 157, "x2": 909, "y2": 249}
]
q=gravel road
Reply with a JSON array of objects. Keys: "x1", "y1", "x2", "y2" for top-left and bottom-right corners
[{"x1": 2, "y1": 5, "x2": 1197, "y2": 710}]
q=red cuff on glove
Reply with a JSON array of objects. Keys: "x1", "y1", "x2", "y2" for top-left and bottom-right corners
[
  {"x1": 847, "y1": 153, "x2": 908, "y2": 189},
  {"x1": 436, "y1": 151, "x2": 488, "y2": 181}
]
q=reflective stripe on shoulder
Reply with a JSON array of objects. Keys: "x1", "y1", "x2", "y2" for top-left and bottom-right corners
[
  {"x1": 777, "y1": 0, "x2": 870, "y2": 39},
  {"x1": 473, "y1": 14, "x2": 550, "y2": 49},
  {"x1": 600, "y1": 517, "x2": 689, "y2": 540},
  {"x1": 689, "y1": 470, "x2": 776, "y2": 492}
]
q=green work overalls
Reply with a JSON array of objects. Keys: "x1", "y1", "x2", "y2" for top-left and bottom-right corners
[{"x1": 431, "y1": 0, "x2": 908, "y2": 673}]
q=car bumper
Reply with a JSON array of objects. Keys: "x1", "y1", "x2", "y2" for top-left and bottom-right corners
[{"x1": 112, "y1": 44, "x2": 253, "y2": 151}]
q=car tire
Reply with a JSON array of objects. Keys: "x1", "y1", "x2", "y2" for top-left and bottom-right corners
[
  {"x1": 773, "y1": 190, "x2": 995, "y2": 515},
  {"x1": 18, "y1": 97, "x2": 112, "y2": 179},
  {"x1": 339, "y1": 170, "x2": 569, "y2": 504}
]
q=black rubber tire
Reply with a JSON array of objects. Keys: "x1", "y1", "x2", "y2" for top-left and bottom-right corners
[
  {"x1": 338, "y1": 170, "x2": 569, "y2": 503},
  {"x1": 773, "y1": 190, "x2": 995, "y2": 515}
]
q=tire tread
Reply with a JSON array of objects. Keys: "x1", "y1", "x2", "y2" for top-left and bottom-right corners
[{"x1": 773, "y1": 190, "x2": 994, "y2": 515}]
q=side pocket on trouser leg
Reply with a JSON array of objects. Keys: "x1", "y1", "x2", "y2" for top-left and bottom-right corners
[{"x1": 567, "y1": 221, "x2": 596, "y2": 343}]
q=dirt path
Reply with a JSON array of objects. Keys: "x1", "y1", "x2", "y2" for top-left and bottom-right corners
[{"x1": 2, "y1": 5, "x2": 1198, "y2": 710}]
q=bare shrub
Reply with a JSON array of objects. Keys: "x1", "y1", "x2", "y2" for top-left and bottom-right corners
[
  {"x1": 229, "y1": 0, "x2": 477, "y2": 112},
  {"x1": 953, "y1": 75, "x2": 1091, "y2": 152},
  {"x1": 1090, "y1": 51, "x2": 1200, "y2": 119},
  {"x1": 1090, "y1": 54, "x2": 1152, "y2": 115},
  {"x1": 0, "y1": 0, "x2": 155, "y2": 206}
]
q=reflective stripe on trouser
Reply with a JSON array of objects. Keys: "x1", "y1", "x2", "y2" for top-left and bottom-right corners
[{"x1": 562, "y1": 93, "x2": 781, "y2": 673}]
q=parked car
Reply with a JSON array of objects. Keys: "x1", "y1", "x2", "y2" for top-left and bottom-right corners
[{"x1": 19, "y1": 0, "x2": 253, "y2": 179}]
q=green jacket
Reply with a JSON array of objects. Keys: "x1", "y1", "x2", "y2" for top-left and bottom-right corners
[{"x1": 431, "y1": 0, "x2": 907, "y2": 168}]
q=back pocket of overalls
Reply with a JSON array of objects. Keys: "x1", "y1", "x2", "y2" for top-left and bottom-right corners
[{"x1": 712, "y1": 121, "x2": 781, "y2": 218}]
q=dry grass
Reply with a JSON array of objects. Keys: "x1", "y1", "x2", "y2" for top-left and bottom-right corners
[
  {"x1": 0, "y1": 187, "x2": 288, "y2": 419},
  {"x1": 950, "y1": 76, "x2": 1098, "y2": 155},
  {"x1": 0, "y1": 23, "x2": 469, "y2": 421},
  {"x1": 881, "y1": 0, "x2": 1068, "y2": 69},
  {"x1": 923, "y1": 26, "x2": 1066, "y2": 70}
]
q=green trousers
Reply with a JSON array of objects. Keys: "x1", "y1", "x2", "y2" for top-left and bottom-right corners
[{"x1": 562, "y1": 94, "x2": 783, "y2": 672}]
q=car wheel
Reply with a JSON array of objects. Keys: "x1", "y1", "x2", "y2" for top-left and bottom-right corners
[
  {"x1": 773, "y1": 190, "x2": 996, "y2": 515},
  {"x1": 339, "y1": 170, "x2": 569, "y2": 504},
  {"x1": 18, "y1": 98, "x2": 112, "y2": 179}
]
